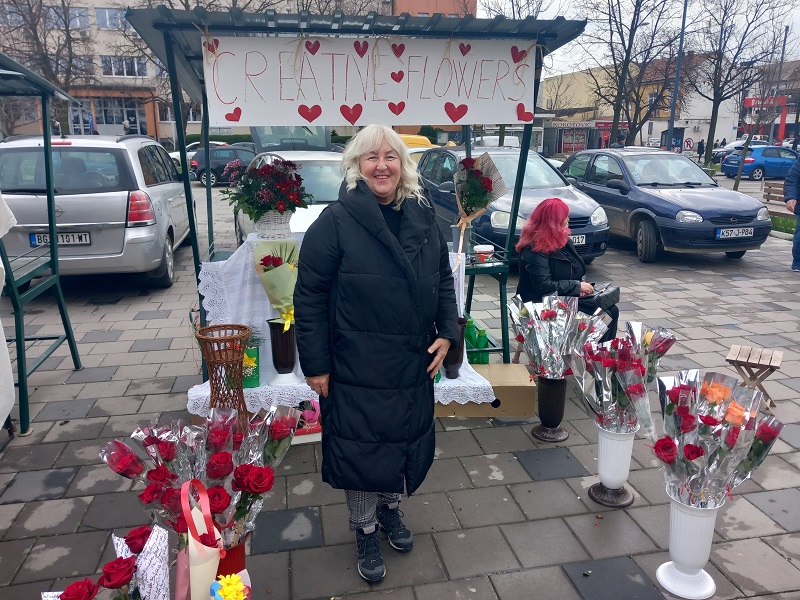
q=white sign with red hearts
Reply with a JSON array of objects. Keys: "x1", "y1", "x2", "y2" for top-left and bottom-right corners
[{"x1": 202, "y1": 36, "x2": 537, "y2": 127}]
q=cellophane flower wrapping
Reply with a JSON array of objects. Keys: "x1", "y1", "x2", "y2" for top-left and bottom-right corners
[
  {"x1": 102, "y1": 405, "x2": 302, "y2": 550},
  {"x1": 454, "y1": 153, "x2": 508, "y2": 217},
  {"x1": 574, "y1": 339, "x2": 635, "y2": 434},
  {"x1": 654, "y1": 370, "x2": 782, "y2": 507},
  {"x1": 626, "y1": 321, "x2": 677, "y2": 386},
  {"x1": 253, "y1": 240, "x2": 300, "y2": 331}
]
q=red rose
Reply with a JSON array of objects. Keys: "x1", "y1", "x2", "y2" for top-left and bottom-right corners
[
  {"x1": 206, "y1": 451, "x2": 235, "y2": 480},
  {"x1": 601, "y1": 357, "x2": 616, "y2": 369},
  {"x1": 199, "y1": 532, "x2": 219, "y2": 548},
  {"x1": 59, "y1": 578, "x2": 100, "y2": 600},
  {"x1": 699, "y1": 415, "x2": 721, "y2": 427},
  {"x1": 680, "y1": 414, "x2": 697, "y2": 433},
  {"x1": 101, "y1": 440, "x2": 145, "y2": 480},
  {"x1": 207, "y1": 486, "x2": 232, "y2": 514},
  {"x1": 516, "y1": 333, "x2": 525, "y2": 343},
  {"x1": 158, "y1": 441, "x2": 176, "y2": 463},
  {"x1": 461, "y1": 157, "x2": 476, "y2": 169},
  {"x1": 146, "y1": 465, "x2": 176, "y2": 484},
  {"x1": 683, "y1": 444, "x2": 705, "y2": 461},
  {"x1": 207, "y1": 426, "x2": 231, "y2": 450},
  {"x1": 675, "y1": 405, "x2": 690, "y2": 416},
  {"x1": 610, "y1": 338, "x2": 620, "y2": 349},
  {"x1": 124, "y1": 525, "x2": 152, "y2": 555},
  {"x1": 540, "y1": 309, "x2": 557, "y2": 320},
  {"x1": 138, "y1": 483, "x2": 163, "y2": 505},
  {"x1": 97, "y1": 556, "x2": 137, "y2": 589},
  {"x1": 481, "y1": 176, "x2": 493, "y2": 192},
  {"x1": 563, "y1": 368, "x2": 573, "y2": 376},
  {"x1": 160, "y1": 487, "x2": 181, "y2": 516},
  {"x1": 142, "y1": 435, "x2": 159, "y2": 447},
  {"x1": 231, "y1": 464, "x2": 254, "y2": 491},
  {"x1": 269, "y1": 418, "x2": 293, "y2": 441},
  {"x1": 626, "y1": 383, "x2": 646, "y2": 396},
  {"x1": 244, "y1": 465, "x2": 275, "y2": 494},
  {"x1": 756, "y1": 420, "x2": 781, "y2": 443},
  {"x1": 578, "y1": 322, "x2": 588, "y2": 331},
  {"x1": 724, "y1": 427, "x2": 740, "y2": 449},
  {"x1": 233, "y1": 432, "x2": 244, "y2": 451},
  {"x1": 167, "y1": 515, "x2": 188, "y2": 534},
  {"x1": 654, "y1": 436, "x2": 678, "y2": 465}
]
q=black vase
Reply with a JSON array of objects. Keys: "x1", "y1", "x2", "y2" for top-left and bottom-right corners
[
  {"x1": 268, "y1": 319, "x2": 301, "y2": 385},
  {"x1": 531, "y1": 376, "x2": 569, "y2": 443},
  {"x1": 442, "y1": 317, "x2": 468, "y2": 379}
]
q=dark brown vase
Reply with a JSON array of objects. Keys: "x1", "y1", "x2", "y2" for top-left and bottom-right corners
[
  {"x1": 268, "y1": 319, "x2": 296, "y2": 374},
  {"x1": 442, "y1": 317, "x2": 468, "y2": 379},
  {"x1": 531, "y1": 376, "x2": 569, "y2": 443}
]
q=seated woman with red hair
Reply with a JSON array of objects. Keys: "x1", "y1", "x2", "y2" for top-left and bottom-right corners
[{"x1": 516, "y1": 197, "x2": 618, "y2": 342}]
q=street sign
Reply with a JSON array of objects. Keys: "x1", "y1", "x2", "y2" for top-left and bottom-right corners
[{"x1": 684, "y1": 138, "x2": 694, "y2": 150}]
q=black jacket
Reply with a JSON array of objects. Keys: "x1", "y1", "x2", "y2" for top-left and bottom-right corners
[
  {"x1": 517, "y1": 241, "x2": 585, "y2": 303},
  {"x1": 295, "y1": 180, "x2": 460, "y2": 494}
]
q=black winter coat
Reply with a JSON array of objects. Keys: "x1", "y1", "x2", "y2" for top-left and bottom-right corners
[
  {"x1": 295, "y1": 180, "x2": 460, "y2": 495},
  {"x1": 516, "y1": 241, "x2": 585, "y2": 303}
]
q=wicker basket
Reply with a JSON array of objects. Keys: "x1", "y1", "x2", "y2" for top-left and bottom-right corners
[
  {"x1": 195, "y1": 324, "x2": 252, "y2": 425},
  {"x1": 254, "y1": 210, "x2": 292, "y2": 240}
]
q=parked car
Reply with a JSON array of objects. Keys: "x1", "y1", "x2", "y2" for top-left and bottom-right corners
[
  {"x1": 560, "y1": 148, "x2": 771, "y2": 262},
  {"x1": 231, "y1": 141, "x2": 256, "y2": 153},
  {"x1": 0, "y1": 135, "x2": 191, "y2": 287},
  {"x1": 168, "y1": 140, "x2": 228, "y2": 166},
  {"x1": 416, "y1": 147, "x2": 610, "y2": 262},
  {"x1": 190, "y1": 147, "x2": 256, "y2": 186},
  {"x1": 234, "y1": 151, "x2": 343, "y2": 245},
  {"x1": 710, "y1": 139, "x2": 768, "y2": 164},
  {"x1": 408, "y1": 147, "x2": 428, "y2": 165},
  {"x1": 721, "y1": 146, "x2": 800, "y2": 180}
]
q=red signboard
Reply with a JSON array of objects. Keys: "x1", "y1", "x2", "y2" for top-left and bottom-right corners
[
  {"x1": 595, "y1": 121, "x2": 630, "y2": 129},
  {"x1": 743, "y1": 96, "x2": 789, "y2": 108},
  {"x1": 562, "y1": 128, "x2": 587, "y2": 153}
]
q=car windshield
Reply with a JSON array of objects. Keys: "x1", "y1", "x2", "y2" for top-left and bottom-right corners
[
  {"x1": 251, "y1": 126, "x2": 330, "y2": 151},
  {"x1": 296, "y1": 161, "x2": 342, "y2": 203},
  {"x1": 485, "y1": 154, "x2": 565, "y2": 189},
  {"x1": 622, "y1": 154, "x2": 716, "y2": 186}
]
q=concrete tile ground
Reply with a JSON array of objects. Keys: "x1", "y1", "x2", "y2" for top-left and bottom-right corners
[{"x1": 1, "y1": 186, "x2": 800, "y2": 598}]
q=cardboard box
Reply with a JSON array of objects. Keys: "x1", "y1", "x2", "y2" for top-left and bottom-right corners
[{"x1": 434, "y1": 363, "x2": 537, "y2": 418}]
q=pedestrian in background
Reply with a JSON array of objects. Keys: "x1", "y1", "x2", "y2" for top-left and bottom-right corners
[
  {"x1": 784, "y1": 157, "x2": 800, "y2": 272},
  {"x1": 610, "y1": 132, "x2": 626, "y2": 148},
  {"x1": 697, "y1": 139, "x2": 705, "y2": 163},
  {"x1": 713, "y1": 139, "x2": 720, "y2": 149},
  {"x1": 721, "y1": 137, "x2": 727, "y2": 146}
]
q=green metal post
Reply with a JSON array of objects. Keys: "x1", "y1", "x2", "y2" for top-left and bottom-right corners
[{"x1": 201, "y1": 87, "x2": 215, "y2": 259}]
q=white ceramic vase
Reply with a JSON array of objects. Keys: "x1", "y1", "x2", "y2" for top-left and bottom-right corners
[
  {"x1": 588, "y1": 423, "x2": 637, "y2": 507},
  {"x1": 254, "y1": 210, "x2": 292, "y2": 240},
  {"x1": 656, "y1": 486, "x2": 723, "y2": 600}
]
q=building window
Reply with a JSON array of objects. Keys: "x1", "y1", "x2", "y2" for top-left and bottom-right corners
[
  {"x1": 44, "y1": 6, "x2": 89, "y2": 29},
  {"x1": 417, "y1": 12, "x2": 429, "y2": 16},
  {"x1": 94, "y1": 97, "x2": 148, "y2": 135},
  {"x1": 95, "y1": 7, "x2": 129, "y2": 30},
  {"x1": 100, "y1": 55, "x2": 147, "y2": 77}
]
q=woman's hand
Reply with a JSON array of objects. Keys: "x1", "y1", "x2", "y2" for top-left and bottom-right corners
[
  {"x1": 580, "y1": 282, "x2": 595, "y2": 296},
  {"x1": 306, "y1": 374, "x2": 330, "y2": 397},
  {"x1": 427, "y1": 338, "x2": 452, "y2": 378}
]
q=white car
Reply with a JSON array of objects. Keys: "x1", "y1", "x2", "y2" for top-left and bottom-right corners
[
  {"x1": 234, "y1": 151, "x2": 343, "y2": 245},
  {"x1": 169, "y1": 140, "x2": 228, "y2": 166}
]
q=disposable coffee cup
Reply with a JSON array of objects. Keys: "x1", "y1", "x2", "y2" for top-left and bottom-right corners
[{"x1": 474, "y1": 244, "x2": 494, "y2": 263}]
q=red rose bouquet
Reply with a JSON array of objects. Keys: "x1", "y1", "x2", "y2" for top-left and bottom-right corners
[
  {"x1": 626, "y1": 321, "x2": 677, "y2": 385},
  {"x1": 253, "y1": 240, "x2": 300, "y2": 332},
  {"x1": 222, "y1": 157, "x2": 311, "y2": 222},
  {"x1": 262, "y1": 405, "x2": 300, "y2": 467},
  {"x1": 653, "y1": 370, "x2": 779, "y2": 507}
]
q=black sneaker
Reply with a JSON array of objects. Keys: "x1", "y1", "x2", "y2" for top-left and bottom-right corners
[
  {"x1": 376, "y1": 503, "x2": 414, "y2": 552},
  {"x1": 356, "y1": 526, "x2": 385, "y2": 583}
]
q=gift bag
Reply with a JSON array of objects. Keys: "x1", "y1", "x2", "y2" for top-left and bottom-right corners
[
  {"x1": 111, "y1": 525, "x2": 170, "y2": 600},
  {"x1": 181, "y1": 479, "x2": 222, "y2": 600}
]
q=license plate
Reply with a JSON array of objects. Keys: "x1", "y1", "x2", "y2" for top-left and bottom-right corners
[
  {"x1": 570, "y1": 235, "x2": 586, "y2": 245},
  {"x1": 29, "y1": 232, "x2": 91, "y2": 247},
  {"x1": 716, "y1": 227, "x2": 753, "y2": 239}
]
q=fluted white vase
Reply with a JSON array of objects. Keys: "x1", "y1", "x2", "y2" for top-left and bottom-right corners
[
  {"x1": 656, "y1": 486, "x2": 723, "y2": 600},
  {"x1": 588, "y1": 423, "x2": 637, "y2": 507}
]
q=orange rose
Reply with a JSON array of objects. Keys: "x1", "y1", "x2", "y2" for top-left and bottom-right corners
[
  {"x1": 700, "y1": 381, "x2": 731, "y2": 405},
  {"x1": 723, "y1": 401, "x2": 746, "y2": 427}
]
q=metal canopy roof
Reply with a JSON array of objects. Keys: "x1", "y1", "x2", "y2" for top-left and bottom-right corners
[
  {"x1": 0, "y1": 53, "x2": 79, "y2": 102},
  {"x1": 125, "y1": 8, "x2": 586, "y2": 104}
]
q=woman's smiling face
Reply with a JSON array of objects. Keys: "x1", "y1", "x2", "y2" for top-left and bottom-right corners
[{"x1": 359, "y1": 139, "x2": 401, "y2": 204}]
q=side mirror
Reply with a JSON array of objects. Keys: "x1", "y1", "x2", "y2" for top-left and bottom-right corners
[
  {"x1": 566, "y1": 176, "x2": 578, "y2": 185},
  {"x1": 438, "y1": 181, "x2": 456, "y2": 193},
  {"x1": 607, "y1": 179, "x2": 631, "y2": 195}
]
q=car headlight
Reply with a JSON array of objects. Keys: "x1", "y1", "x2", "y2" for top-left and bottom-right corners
[
  {"x1": 490, "y1": 211, "x2": 525, "y2": 230},
  {"x1": 590, "y1": 207, "x2": 608, "y2": 227},
  {"x1": 757, "y1": 207, "x2": 770, "y2": 221},
  {"x1": 675, "y1": 210, "x2": 703, "y2": 223}
]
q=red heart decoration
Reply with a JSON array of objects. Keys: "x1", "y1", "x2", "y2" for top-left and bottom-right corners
[
  {"x1": 203, "y1": 38, "x2": 220, "y2": 54},
  {"x1": 459, "y1": 43, "x2": 471, "y2": 56},
  {"x1": 391, "y1": 71, "x2": 404, "y2": 83},
  {"x1": 444, "y1": 102, "x2": 468, "y2": 123},
  {"x1": 305, "y1": 40, "x2": 320, "y2": 55},
  {"x1": 511, "y1": 46, "x2": 527, "y2": 64},
  {"x1": 225, "y1": 107, "x2": 242, "y2": 122},
  {"x1": 353, "y1": 41, "x2": 369, "y2": 58},
  {"x1": 340, "y1": 104, "x2": 363, "y2": 125},
  {"x1": 298, "y1": 104, "x2": 322, "y2": 123},
  {"x1": 391, "y1": 43, "x2": 405, "y2": 58},
  {"x1": 516, "y1": 103, "x2": 534, "y2": 122},
  {"x1": 388, "y1": 101, "x2": 406, "y2": 116}
]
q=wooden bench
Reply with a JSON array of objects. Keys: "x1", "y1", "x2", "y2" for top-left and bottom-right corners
[
  {"x1": 762, "y1": 181, "x2": 793, "y2": 218},
  {"x1": 725, "y1": 345, "x2": 782, "y2": 410}
]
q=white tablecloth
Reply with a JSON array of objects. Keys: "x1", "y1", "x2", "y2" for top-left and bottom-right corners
[{"x1": 188, "y1": 233, "x2": 495, "y2": 416}]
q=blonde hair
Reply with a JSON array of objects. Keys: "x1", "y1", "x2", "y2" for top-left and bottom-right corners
[{"x1": 342, "y1": 124, "x2": 426, "y2": 207}]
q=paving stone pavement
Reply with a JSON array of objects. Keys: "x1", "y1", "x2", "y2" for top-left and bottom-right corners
[{"x1": 1, "y1": 187, "x2": 800, "y2": 599}]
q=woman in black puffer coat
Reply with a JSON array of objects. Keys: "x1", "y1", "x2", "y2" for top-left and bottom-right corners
[{"x1": 294, "y1": 125, "x2": 459, "y2": 584}]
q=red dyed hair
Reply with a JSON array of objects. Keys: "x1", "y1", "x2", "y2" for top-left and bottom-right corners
[{"x1": 515, "y1": 197, "x2": 570, "y2": 254}]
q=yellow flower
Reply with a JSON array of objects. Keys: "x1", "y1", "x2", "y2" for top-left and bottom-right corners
[
  {"x1": 643, "y1": 331, "x2": 654, "y2": 346},
  {"x1": 217, "y1": 574, "x2": 246, "y2": 600},
  {"x1": 242, "y1": 353, "x2": 257, "y2": 368}
]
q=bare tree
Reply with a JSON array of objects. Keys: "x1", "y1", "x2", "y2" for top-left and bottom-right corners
[
  {"x1": 479, "y1": 0, "x2": 557, "y2": 20},
  {"x1": 541, "y1": 74, "x2": 576, "y2": 113},
  {"x1": 687, "y1": 0, "x2": 790, "y2": 165}
]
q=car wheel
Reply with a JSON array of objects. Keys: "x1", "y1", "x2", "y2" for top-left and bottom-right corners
[
  {"x1": 725, "y1": 173, "x2": 735, "y2": 178},
  {"x1": 200, "y1": 170, "x2": 218, "y2": 186},
  {"x1": 636, "y1": 220, "x2": 658, "y2": 263},
  {"x1": 725, "y1": 251, "x2": 746, "y2": 259},
  {"x1": 749, "y1": 167, "x2": 764, "y2": 181},
  {"x1": 148, "y1": 233, "x2": 175, "y2": 288}
]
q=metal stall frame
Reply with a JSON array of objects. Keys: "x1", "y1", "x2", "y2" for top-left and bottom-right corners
[{"x1": 125, "y1": 9, "x2": 586, "y2": 361}]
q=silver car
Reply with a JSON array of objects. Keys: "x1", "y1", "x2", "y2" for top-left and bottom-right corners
[
  {"x1": 0, "y1": 135, "x2": 190, "y2": 287},
  {"x1": 234, "y1": 151, "x2": 343, "y2": 245}
]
